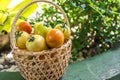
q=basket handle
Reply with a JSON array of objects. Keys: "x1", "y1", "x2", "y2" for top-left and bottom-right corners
[{"x1": 10, "y1": 0, "x2": 70, "y2": 49}]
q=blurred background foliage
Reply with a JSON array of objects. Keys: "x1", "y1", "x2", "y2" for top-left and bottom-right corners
[{"x1": 28, "y1": 0, "x2": 120, "y2": 61}]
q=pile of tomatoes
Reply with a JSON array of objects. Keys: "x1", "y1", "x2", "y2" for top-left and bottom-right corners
[{"x1": 15, "y1": 21, "x2": 71, "y2": 52}]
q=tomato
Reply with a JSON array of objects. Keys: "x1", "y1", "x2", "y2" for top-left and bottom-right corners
[
  {"x1": 55, "y1": 24, "x2": 71, "y2": 41},
  {"x1": 17, "y1": 21, "x2": 32, "y2": 34},
  {"x1": 46, "y1": 29, "x2": 64, "y2": 48},
  {"x1": 26, "y1": 35, "x2": 47, "y2": 52},
  {"x1": 34, "y1": 22, "x2": 51, "y2": 38},
  {"x1": 15, "y1": 31, "x2": 30, "y2": 49}
]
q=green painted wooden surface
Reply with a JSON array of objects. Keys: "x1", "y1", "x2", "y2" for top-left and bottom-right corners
[
  {"x1": 0, "y1": 44, "x2": 120, "y2": 80},
  {"x1": 0, "y1": 72, "x2": 24, "y2": 80},
  {"x1": 62, "y1": 48, "x2": 120, "y2": 80}
]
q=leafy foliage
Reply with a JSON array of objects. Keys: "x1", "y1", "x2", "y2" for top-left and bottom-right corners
[
  {"x1": 0, "y1": 0, "x2": 37, "y2": 32},
  {"x1": 29, "y1": 0, "x2": 120, "y2": 60}
]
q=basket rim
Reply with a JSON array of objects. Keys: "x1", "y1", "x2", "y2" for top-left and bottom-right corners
[{"x1": 13, "y1": 39, "x2": 71, "y2": 56}]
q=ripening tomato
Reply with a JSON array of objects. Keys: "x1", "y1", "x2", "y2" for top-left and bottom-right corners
[
  {"x1": 15, "y1": 31, "x2": 30, "y2": 49},
  {"x1": 26, "y1": 35, "x2": 47, "y2": 52},
  {"x1": 17, "y1": 21, "x2": 32, "y2": 34},
  {"x1": 46, "y1": 29, "x2": 64, "y2": 48}
]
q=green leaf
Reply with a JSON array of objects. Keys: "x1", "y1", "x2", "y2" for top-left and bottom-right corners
[
  {"x1": 0, "y1": 25, "x2": 3, "y2": 31},
  {"x1": 21, "y1": 3, "x2": 38, "y2": 17},
  {"x1": 9, "y1": 11, "x2": 18, "y2": 17},
  {"x1": 0, "y1": 16, "x2": 13, "y2": 32},
  {"x1": 9, "y1": 0, "x2": 38, "y2": 17},
  {"x1": 0, "y1": 12, "x2": 8, "y2": 25},
  {"x1": 0, "y1": 0, "x2": 12, "y2": 10},
  {"x1": 8, "y1": 0, "x2": 35, "y2": 12},
  {"x1": 112, "y1": 7, "x2": 117, "y2": 12}
]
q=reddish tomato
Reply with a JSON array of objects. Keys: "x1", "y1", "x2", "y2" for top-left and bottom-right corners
[
  {"x1": 17, "y1": 21, "x2": 32, "y2": 34},
  {"x1": 46, "y1": 29, "x2": 64, "y2": 48}
]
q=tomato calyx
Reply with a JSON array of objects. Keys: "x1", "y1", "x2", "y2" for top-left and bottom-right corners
[
  {"x1": 28, "y1": 36, "x2": 35, "y2": 42},
  {"x1": 61, "y1": 24, "x2": 65, "y2": 28},
  {"x1": 15, "y1": 31, "x2": 23, "y2": 40},
  {"x1": 62, "y1": 24, "x2": 68, "y2": 32}
]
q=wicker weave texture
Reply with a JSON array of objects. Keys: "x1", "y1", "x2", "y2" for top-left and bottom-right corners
[{"x1": 13, "y1": 39, "x2": 71, "y2": 80}]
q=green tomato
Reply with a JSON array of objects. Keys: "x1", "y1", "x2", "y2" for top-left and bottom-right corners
[
  {"x1": 34, "y1": 22, "x2": 50, "y2": 38},
  {"x1": 26, "y1": 35, "x2": 47, "y2": 52}
]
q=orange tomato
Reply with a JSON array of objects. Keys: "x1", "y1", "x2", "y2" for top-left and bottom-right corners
[
  {"x1": 46, "y1": 29, "x2": 64, "y2": 48},
  {"x1": 55, "y1": 24, "x2": 71, "y2": 41},
  {"x1": 17, "y1": 21, "x2": 32, "y2": 34}
]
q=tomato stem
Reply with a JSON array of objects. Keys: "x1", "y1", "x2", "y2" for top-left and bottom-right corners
[{"x1": 28, "y1": 36, "x2": 35, "y2": 42}]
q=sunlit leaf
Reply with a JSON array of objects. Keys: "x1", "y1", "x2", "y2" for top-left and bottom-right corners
[
  {"x1": 21, "y1": 3, "x2": 38, "y2": 17},
  {"x1": 9, "y1": 0, "x2": 38, "y2": 18},
  {"x1": 0, "y1": 16, "x2": 12, "y2": 32},
  {"x1": 0, "y1": 0, "x2": 12, "y2": 10},
  {"x1": 8, "y1": 0, "x2": 33, "y2": 12},
  {"x1": 0, "y1": 25, "x2": 3, "y2": 31},
  {"x1": 9, "y1": 11, "x2": 18, "y2": 17},
  {"x1": 0, "y1": 12, "x2": 8, "y2": 24}
]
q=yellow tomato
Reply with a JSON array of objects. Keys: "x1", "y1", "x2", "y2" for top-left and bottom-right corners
[
  {"x1": 15, "y1": 31, "x2": 30, "y2": 49},
  {"x1": 26, "y1": 35, "x2": 47, "y2": 52}
]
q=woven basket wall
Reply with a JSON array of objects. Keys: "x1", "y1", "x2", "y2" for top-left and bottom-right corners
[{"x1": 13, "y1": 39, "x2": 71, "y2": 80}]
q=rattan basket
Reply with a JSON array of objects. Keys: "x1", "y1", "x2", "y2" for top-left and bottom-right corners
[{"x1": 10, "y1": 0, "x2": 72, "y2": 80}]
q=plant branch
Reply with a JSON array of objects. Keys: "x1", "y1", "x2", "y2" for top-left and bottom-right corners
[{"x1": 71, "y1": 10, "x2": 84, "y2": 27}]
